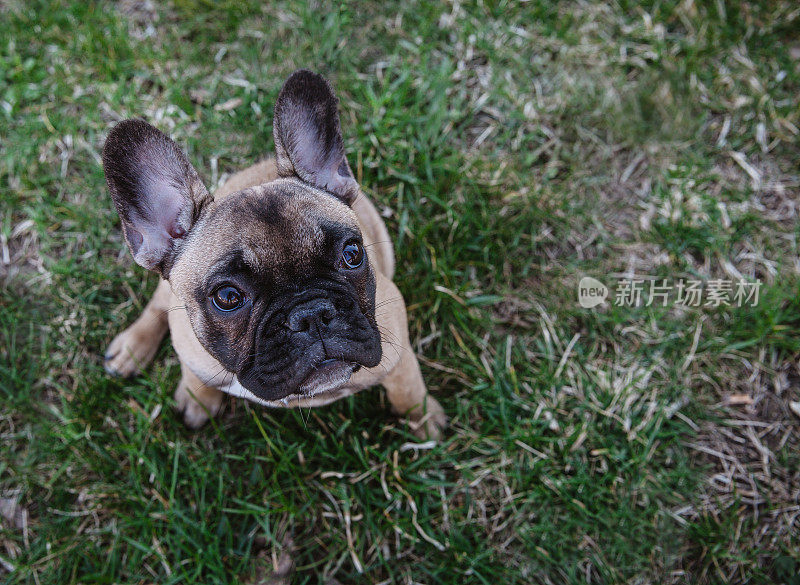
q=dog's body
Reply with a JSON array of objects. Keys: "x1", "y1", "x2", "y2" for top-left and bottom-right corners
[{"x1": 102, "y1": 71, "x2": 445, "y2": 439}]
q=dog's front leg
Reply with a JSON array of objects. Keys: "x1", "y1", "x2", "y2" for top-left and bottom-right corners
[
  {"x1": 375, "y1": 280, "x2": 447, "y2": 440},
  {"x1": 383, "y1": 345, "x2": 447, "y2": 441},
  {"x1": 104, "y1": 278, "x2": 171, "y2": 377},
  {"x1": 174, "y1": 363, "x2": 225, "y2": 429}
]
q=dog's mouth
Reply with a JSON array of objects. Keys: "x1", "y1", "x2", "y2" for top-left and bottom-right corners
[
  {"x1": 236, "y1": 352, "x2": 368, "y2": 404},
  {"x1": 297, "y1": 358, "x2": 360, "y2": 397}
]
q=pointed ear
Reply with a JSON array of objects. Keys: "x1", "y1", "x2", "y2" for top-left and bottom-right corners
[
  {"x1": 273, "y1": 70, "x2": 359, "y2": 205},
  {"x1": 102, "y1": 119, "x2": 211, "y2": 276}
]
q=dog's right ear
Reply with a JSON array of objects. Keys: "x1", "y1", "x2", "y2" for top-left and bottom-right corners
[
  {"x1": 102, "y1": 119, "x2": 211, "y2": 277},
  {"x1": 273, "y1": 70, "x2": 359, "y2": 205}
]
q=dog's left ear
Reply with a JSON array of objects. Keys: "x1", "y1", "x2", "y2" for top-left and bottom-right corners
[{"x1": 273, "y1": 69, "x2": 359, "y2": 205}]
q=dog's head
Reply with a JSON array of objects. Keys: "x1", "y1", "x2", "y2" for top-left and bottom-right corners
[{"x1": 102, "y1": 70, "x2": 382, "y2": 401}]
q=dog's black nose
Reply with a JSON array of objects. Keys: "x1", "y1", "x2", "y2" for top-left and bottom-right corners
[{"x1": 287, "y1": 299, "x2": 336, "y2": 333}]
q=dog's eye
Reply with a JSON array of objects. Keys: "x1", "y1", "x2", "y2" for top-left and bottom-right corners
[
  {"x1": 211, "y1": 285, "x2": 244, "y2": 311},
  {"x1": 341, "y1": 240, "x2": 364, "y2": 269}
]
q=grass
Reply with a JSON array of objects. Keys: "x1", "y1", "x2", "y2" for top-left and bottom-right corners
[{"x1": 1, "y1": 0, "x2": 799, "y2": 583}]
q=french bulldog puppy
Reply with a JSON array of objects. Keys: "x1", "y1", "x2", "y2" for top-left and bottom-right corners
[{"x1": 102, "y1": 70, "x2": 446, "y2": 439}]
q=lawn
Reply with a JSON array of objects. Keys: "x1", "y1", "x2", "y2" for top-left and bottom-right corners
[{"x1": 1, "y1": 1, "x2": 799, "y2": 583}]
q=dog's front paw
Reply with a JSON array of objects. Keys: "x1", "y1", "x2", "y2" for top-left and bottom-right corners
[
  {"x1": 174, "y1": 378, "x2": 224, "y2": 429},
  {"x1": 104, "y1": 325, "x2": 162, "y2": 378},
  {"x1": 408, "y1": 396, "x2": 447, "y2": 442}
]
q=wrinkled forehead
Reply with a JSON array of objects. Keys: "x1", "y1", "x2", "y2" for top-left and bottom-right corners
[{"x1": 177, "y1": 180, "x2": 361, "y2": 279}]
